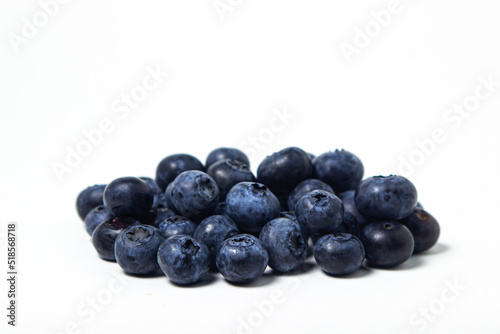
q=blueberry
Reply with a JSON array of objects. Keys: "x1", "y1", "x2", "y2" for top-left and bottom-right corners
[
  {"x1": 295, "y1": 190, "x2": 344, "y2": 236},
  {"x1": 314, "y1": 233, "x2": 365, "y2": 276},
  {"x1": 216, "y1": 234, "x2": 269, "y2": 284},
  {"x1": 205, "y1": 147, "x2": 250, "y2": 169},
  {"x1": 212, "y1": 202, "x2": 226, "y2": 215},
  {"x1": 170, "y1": 171, "x2": 219, "y2": 221},
  {"x1": 287, "y1": 179, "x2": 334, "y2": 211},
  {"x1": 400, "y1": 208, "x2": 440, "y2": 253},
  {"x1": 103, "y1": 177, "x2": 154, "y2": 220},
  {"x1": 337, "y1": 190, "x2": 368, "y2": 237},
  {"x1": 355, "y1": 175, "x2": 418, "y2": 221},
  {"x1": 279, "y1": 211, "x2": 297, "y2": 220},
  {"x1": 84, "y1": 205, "x2": 114, "y2": 236},
  {"x1": 416, "y1": 202, "x2": 423, "y2": 209},
  {"x1": 308, "y1": 153, "x2": 316, "y2": 161},
  {"x1": 194, "y1": 215, "x2": 239, "y2": 267},
  {"x1": 140, "y1": 177, "x2": 166, "y2": 208},
  {"x1": 157, "y1": 235, "x2": 211, "y2": 285},
  {"x1": 225, "y1": 182, "x2": 280, "y2": 233},
  {"x1": 207, "y1": 159, "x2": 256, "y2": 200},
  {"x1": 164, "y1": 182, "x2": 176, "y2": 211},
  {"x1": 114, "y1": 225, "x2": 165, "y2": 275},
  {"x1": 158, "y1": 215, "x2": 198, "y2": 239},
  {"x1": 259, "y1": 218, "x2": 307, "y2": 272},
  {"x1": 312, "y1": 149, "x2": 364, "y2": 193},
  {"x1": 144, "y1": 207, "x2": 177, "y2": 228},
  {"x1": 257, "y1": 147, "x2": 313, "y2": 195},
  {"x1": 76, "y1": 184, "x2": 106, "y2": 220},
  {"x1": 155, "y1": 154, "x2": 204, "y2": 191},
  {"x1": 360, "y1": 221, "x2": 414, "y2": 268},
  {"x1": 92, "y1": 217, "x2": 140, "y2": 261},
  {"x1": 277, "y1": 194, "x2": 290, "y2": 212}
]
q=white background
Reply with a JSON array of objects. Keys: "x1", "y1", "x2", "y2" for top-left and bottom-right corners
[{"x1": 1, "y1": 0, "x2": 500, "y2": 333}]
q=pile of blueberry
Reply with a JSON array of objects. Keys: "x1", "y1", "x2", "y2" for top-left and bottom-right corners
[{"x1": 77, "y1": 147, "x2": 440, "y2": 285}]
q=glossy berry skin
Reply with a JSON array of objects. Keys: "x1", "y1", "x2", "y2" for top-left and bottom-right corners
[
  {"x1": 225, "y1": 182, "x2": 280, "y2": 233},
  {"x1": 355, "y1": 175, "x2": 418, "y2": 221},
  {"x1": 194, "y1": 215, "x2": 239, "y2": 267},
  {"x1": 103, "y1": 177, "x2": 154, "y2": 220},
  {"x1": 257, "y1": 147, "x2": 313, "y2": 195},
  {"x1": 207, "y1": 159, "x2": 256, "y2": 200},
  {"x1": 76, "y1": 184, "x2": 106, "y2": 220},
  {"x1": 155, "y1": 154, "x2": 204, "y2": 191},
  {"x1": 312, "y1": 149, "x2": 364, "y2": 193},
  {"x1": 114, "y1": 225, "x2": 165, "y2": 275},
  {"x1": 295, "y1": 190, "x2": 344, "y2": 236},
  {"x1": 170, "y1": 171, "x2": 219, "y2": 221},
  {"x1": 205, "y1": 147, "x2": 250, "y2": 169},
  {"x1": 287, "y1": 179, "x2": 334, "y2": 211},
  {"x1": 314, "y1": 233, "x2": 365, "y2": 276},
  {"x1": 158, "y1": 215, "x2": 198, "y2": 239},
  {"x1": 360, "y1": 221, "x2": 414, "y2": 268},
  {"x1": 84, "y1": 205, "x2": 114, "y2": 236},
  {"x1": 92, "y1": 217, "x2": 140, "y2": 261},
  {"x1": 144, "y1": 207, "x2": 177, "y2": 228},
  {"x1": 337, "y1": 190, "x2": 368, "y2": 237},
  {"x1": 259, "y1": 218, "x2": 307, "y2": 272},
  {"x1": 140, "y1": 177, "x2": 166, "y2": 208},
  {"x1": 216, "y1": 234, "x2": 269, "y2": 284},
  {"x1": 400, "y1": 208, "x2": 440, "y2": 253},
  {"x1": 157, "y1": 235, "x2": 211, "y2": 285}
]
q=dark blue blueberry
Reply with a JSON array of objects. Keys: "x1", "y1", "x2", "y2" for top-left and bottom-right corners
[
  {"x1": 103, "y1": 177, "x2": 154, "y2": 220},
  {"x1": 157, "y1": 235, "x2": 211, "y2": 285},
  {"x1": 279, "y1": 211, "x2": 310, "y2": 240},
  {"x1": 337, "y1": 190, "x2": 368, "y2": 237},
  {"x1": 314, "y1": 233, "x2": 365, "y2": 276},
  {"x1": 205, "y1": 147, "x2": 250, "y2": 169},
  {"x1": 225, "y1": 182, "x2": 280, "y2": 233},
  {"x1": 360, "y1": 221, "x2": 414, "y2": 268},
  {"x1": 140, "y1": 177, "x2": 166, "y2": 208},
  {"x1": 114, "y1": 225, "x2": 165, "y2": 275},
  {"x1": 355, "y1": 175, "x2": 418, "y2": 221},
  {"x1": 91, "y1": 217, "x2": 140, "y2": 261},
  {"x1": 84, "y1": 205, "x2": 114, "y2": 236},
  {"x1": 144, "y1": 207, "x2": 177, "y2": 228},
  {"x1": 308, "y1": 153, "x2": 315, "y2": 161},
  {"x1": 158, "y1": 215, "x2": 198, "y2": 239},
  {"x1": 259, "y1": 218, "x2": 307, "y2": 272},
  {"x1": 155, "y1": 154, "x2": 204, "y2": 191},
  {"x1": 287, "y1": 179, "x2": 334, "y2": 211},
  {"x1": 194, "y1": 215, "x2": 239, "y2": 267},
  {"x1": 216, "y1": 234, "x2": 269, "y2": 284},
  {"x1": 277, "y1": 194, "x2": 289, "y2": 211},
  {"x1": 76, "y1": 184, "x2": 106, "y2": 220},
  {"x1": 170, "y1": 171, "x2": 219, "y2": 221},
  {"x1": 212, "y1": 202, "x2": 226, "y2": 215},
  {"x1": 312, "y1": 149, "x2": 364, "y2": 193},
  {"x1": 295, "y1": 190, "x2": 344, "y2": 236},
  {"x1": 400, "y1": 208, "x2": 440, "y2": 253},
  {"x1": 257, "y1": 147, "x2": 313, "y2": 195},
  {"x1": 164, "y1": 182, "x2": 176, "y2": 212},
  {"x1": 207, "y1": 159, "x2": 256, "y2": 200}
]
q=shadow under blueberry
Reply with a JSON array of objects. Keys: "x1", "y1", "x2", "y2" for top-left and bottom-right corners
[
  {"x1": 225, "y1": 272, "x2": 276, "y2": 288},
  {"x1": 123, "y1": 269, "x2": 165, "y2": 279},
  {"x1": 167, "y1": 272, "x2": 217, "y2": 288},
  {"x1": 367, "y1": 255, "x2": 423, "y2": 271},
  {"x1": 327, "y1": 266, "x2": 372, "y2": 279},
  {"x1": 271, "y1": 261, "x2": 316, "y2": 276}
]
